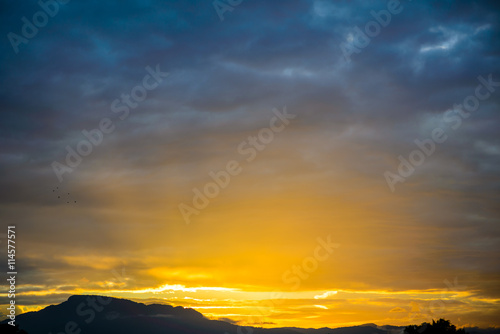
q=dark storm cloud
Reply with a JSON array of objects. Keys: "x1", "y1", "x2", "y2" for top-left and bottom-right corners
[{"x1": 0, "y1": 0, "x2": 498, "y2": 209}]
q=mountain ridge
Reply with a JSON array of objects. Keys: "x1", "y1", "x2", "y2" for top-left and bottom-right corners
[{"x1": 2, "y1": 295, "x2": 499, "y2": 334}]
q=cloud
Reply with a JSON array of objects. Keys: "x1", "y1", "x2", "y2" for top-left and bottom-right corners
[
  {"x1": 389, "y1": 307, "x2": 407, "y2": 313},
  {"x1": 0, "y1": 0, "x2": 499, "y2": 328},
  {"x1": 314, "y1": 291, "x2": 338, "y2": 299},
  {"x1": 217, "y1": 317, "x2": 240, "y2": 325}
]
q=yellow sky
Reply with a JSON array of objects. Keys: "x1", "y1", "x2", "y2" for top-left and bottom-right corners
[{"x1": 6, "y1": 154, "x2": 500, "y2": 328}]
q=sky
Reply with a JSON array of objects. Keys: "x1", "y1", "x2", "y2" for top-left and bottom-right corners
[{"x1": 1, "y1": 0, "x2": 500, "y2": 329}]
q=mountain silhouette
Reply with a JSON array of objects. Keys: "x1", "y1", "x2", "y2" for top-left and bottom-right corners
[
  {"x1": 2, "y1": 295, "x2": 499, "y2": 334},
  {"x1": 0, "y1": 295, "x2": 382, "y2": 334},
  {"x1": 4, "y1": 295, "x2": 229, "y2": 334}
]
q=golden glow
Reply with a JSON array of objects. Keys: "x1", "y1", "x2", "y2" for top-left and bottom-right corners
[
  {"x1": 5, "y1": 127, "x2": 500, "y2": 329},
  {"x1": 10, "y1": 282, "x2": 500, "y2": 328}
]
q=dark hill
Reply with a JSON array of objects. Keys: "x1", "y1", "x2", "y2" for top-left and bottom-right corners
[
  {"x1": 2, "y1": 295, "x2": 499, "y2": 334},
  {"x1": 1, "y1": 295, "x2": 388, "y2": 334}
]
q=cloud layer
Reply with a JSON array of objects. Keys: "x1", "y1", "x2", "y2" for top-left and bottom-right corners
[{"x1": 0, "y1": 0, "x2": 499, "y2": 328}]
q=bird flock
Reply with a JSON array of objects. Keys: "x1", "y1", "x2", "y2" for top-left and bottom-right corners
[{"x1": 52, "y1": 186, "x2": 76, "y2": 204}]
